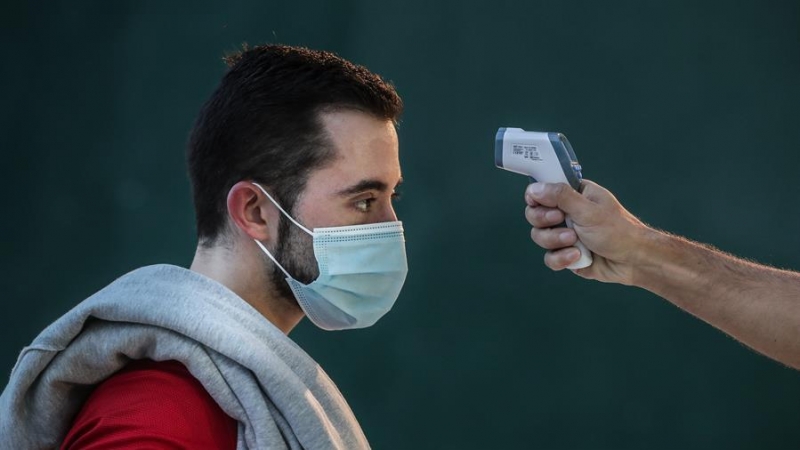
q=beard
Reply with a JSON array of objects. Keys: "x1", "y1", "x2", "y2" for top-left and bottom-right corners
[{"x1": 269, "y1": 214, "x2": 319, "y2": 306}]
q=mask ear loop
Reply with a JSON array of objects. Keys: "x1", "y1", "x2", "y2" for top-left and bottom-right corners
[
  {"x1": 253, "y1": 239, "x2": 291, "y2": 278},
  {"x1": 251, "y1": 182, "x2": 312, "y2": 279},
  {"x1": 251, "y1": 182, "x2": 313, "y2": 236}
]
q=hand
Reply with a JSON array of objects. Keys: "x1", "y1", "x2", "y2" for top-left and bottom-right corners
[{"x1": 524, "y1": 180, "x2": 651, "y2": 285}]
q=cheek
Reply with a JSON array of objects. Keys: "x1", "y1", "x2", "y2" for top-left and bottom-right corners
[{"x1": 294, "y1": 196, "x2": 350, "y2": 229}]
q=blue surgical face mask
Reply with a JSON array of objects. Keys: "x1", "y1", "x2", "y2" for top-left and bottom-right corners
[{"x1": 252, "y1": 183, "x2": 408, "y2": 330}]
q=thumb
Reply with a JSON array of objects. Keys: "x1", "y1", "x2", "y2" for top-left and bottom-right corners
[{"x1": 579, "y1": 180, "x2": 620, "y2": 205}]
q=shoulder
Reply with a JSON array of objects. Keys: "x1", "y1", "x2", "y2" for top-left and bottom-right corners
[{"x1": 62, "y1": 359, "x2": 237, "y2": 449}]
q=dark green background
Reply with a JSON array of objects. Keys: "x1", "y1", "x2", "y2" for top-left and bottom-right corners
[{"x1": 2, "y1": 1, "x2": 800, "y2": 448}]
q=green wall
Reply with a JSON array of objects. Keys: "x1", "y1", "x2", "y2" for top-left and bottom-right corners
[{"x1": 2, "y1": 1, "x2": 800, "y2": 448}]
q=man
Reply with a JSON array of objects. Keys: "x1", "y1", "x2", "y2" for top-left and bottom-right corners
[
  {"x1": 524, "y1": 180, "x2": 800, "y2": 369},
  {"x1": 0, "y1": 45, "x2": 407, "y2": 448}
]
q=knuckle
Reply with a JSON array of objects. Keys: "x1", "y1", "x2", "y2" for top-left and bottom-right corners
[
  {"x1": 524, "y1": 206, "x2": 535, "y2": 224},
  {"x1": 531, "y1": 228, "x2": 562, "y2": 249},
  {"x1": 525, "y1": 207, "x2": 550, "y2": 228},
  {"x1": 551, "y1": 183, "x2": 567, "y2": 197},
  {"x1": 544, "y1": 252, "x2": 564, "y2": 271},
  {"x1": 530, "y1": 228, "x2": 549, "y2": 248},
  {"x1": 544, "y1": 208, "x2": 564, "y2": 224}
]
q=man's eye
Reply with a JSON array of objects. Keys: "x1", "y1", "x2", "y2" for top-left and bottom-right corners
[{"x1": 355, "y1": 198, "x2": 375, "y2": 212}]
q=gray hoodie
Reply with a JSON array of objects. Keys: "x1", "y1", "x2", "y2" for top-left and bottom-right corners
[{"x1": 0, "y1": 264, "x2": 370, "y2": 449}]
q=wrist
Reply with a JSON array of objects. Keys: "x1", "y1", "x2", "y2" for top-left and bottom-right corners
[{"x1": 628, "y1": 227, "x2": 684, "y2": 290}]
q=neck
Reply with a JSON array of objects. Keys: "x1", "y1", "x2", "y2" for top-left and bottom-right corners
[{"x1": 189, "y1": 241, "x2": 304, "y2": 334}]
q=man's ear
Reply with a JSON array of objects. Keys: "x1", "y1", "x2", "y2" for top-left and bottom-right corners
[{"x1": 226, "y1": 181, "x2": 277, "y2": 241}]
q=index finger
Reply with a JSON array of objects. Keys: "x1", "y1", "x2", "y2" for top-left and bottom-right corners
[{"x1": 525, "y1": 182, "x2": 594, "y2": 223}]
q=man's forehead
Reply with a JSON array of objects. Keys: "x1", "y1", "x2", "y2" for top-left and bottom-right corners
[{"x1": 321, "y1": 110, "x2": 397, "y2": 148}]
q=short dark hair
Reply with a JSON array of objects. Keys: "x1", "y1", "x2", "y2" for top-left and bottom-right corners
[{"x1": 187, "y1": 44, "x2": 403, "y2": 246}]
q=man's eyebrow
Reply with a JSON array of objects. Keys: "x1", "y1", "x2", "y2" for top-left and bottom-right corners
[{"x1": 336, "y1": 177, "x2": 403, "y2": 196}]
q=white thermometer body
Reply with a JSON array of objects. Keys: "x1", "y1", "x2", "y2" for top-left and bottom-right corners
[{"x1": 495, "y1": 127, "x2": 593, "y2": 269}]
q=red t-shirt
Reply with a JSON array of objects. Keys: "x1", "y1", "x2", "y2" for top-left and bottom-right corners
[{"x1": 62, "y1": 359, "x2": 237, "y2": 449}]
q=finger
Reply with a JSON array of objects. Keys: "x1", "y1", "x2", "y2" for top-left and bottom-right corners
[
  {"x1": 544, "y1": 247, "x2": 581, "y2": 271},
  {"x1": 524, "y1": 190, "x2": 539, "y2": 207},
  {"x1": 524, "y1": 206, "x2": 565, "y2": 228},
  {"x1": 526, "y1": 182, "x2": 595, "y2": 223},
  {"x1": 531, "y1": 227, "x2": 577, "y2": 250}
]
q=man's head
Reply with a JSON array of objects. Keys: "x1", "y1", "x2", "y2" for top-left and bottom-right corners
[
  {"x1": 188, "y1": 44, "x2": 403, "y2": 247},
  {"x1": 187, "y1": 45, "x2": 404, "y2": 316}
]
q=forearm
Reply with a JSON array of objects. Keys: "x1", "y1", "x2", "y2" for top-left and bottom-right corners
[{"x1": 633, "y1": 229, "x2": 800, "y2": 368}]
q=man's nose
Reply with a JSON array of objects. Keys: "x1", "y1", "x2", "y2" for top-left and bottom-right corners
[{"x1": 379, "y1": 204, "x2": 398, "y2": 223}]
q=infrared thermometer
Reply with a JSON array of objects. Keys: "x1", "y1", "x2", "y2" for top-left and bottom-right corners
[{"x1": 494, "y1": 127, "x2": 593, "y2": 269}]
